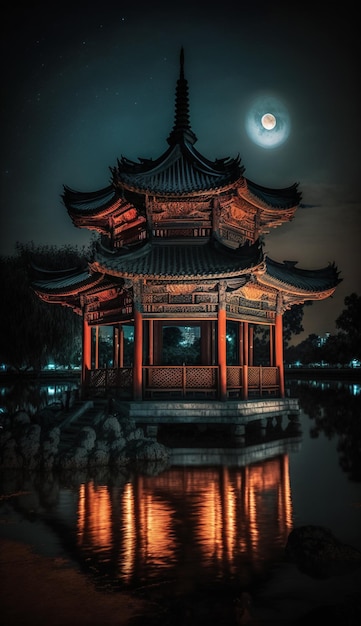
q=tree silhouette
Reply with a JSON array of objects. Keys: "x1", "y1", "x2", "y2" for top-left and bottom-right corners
[{"x1": 0, "y1": 242, "x2": 93, "y2": 372}]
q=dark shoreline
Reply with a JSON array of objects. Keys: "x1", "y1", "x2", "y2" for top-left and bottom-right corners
[
  {"x1": 1, "y1": 367, "x2": 360, "y2": 382},
  {"x1": 285, "y1": 367, "x2": 361, "y2": 382}
]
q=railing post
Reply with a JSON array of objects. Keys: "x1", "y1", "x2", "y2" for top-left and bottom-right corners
[
  {"x1": 243, "y1": 364, "x2": 248, "y2": 400},
  {"x1": 275, "y1": 309, "x2": 285, "y2": 398},
  {"x1": 82, "y1": 318, "x2": 91, "y2": 387},
  {"x1": 218, "y1": 282, "x2": 227, "y2": 401},
  {"x1": 133, "y1": 309, "x2": 143, "y2": 401}
]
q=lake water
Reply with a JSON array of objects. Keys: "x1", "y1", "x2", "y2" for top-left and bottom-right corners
[{"x1": 1, "y1": 377, "x2": 360, "y2": 622}]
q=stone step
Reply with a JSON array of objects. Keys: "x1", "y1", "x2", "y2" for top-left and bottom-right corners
[{"x1": 58, "y1": 400, "x2": 108, "y2": 452}]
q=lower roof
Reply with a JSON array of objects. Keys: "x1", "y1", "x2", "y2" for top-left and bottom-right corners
[
  {"x1": 31, "y1": 236, "x2": 341, "y2": 299},
  {"x1": 90, "y1": 236, "x2": 264, "y2": 280}
]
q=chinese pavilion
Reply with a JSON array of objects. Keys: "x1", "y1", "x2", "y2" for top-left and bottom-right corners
[{"x1": 32, "y1": 49, "x2": 340, "y2": 402}]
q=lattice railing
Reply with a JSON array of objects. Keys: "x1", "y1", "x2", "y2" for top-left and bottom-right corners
[
  {"x1": 227, "y1": 366, "x2": 243, "y2": 389},
  {"x1": 249, "y1": 366, "x2": 279, "y2": 394},
  {"x1": 86, "y1": 367, "x2": 133, "y2": 396},
  {"x1": 84, "y1": 365, "x2": 279, "y2": 399},
  {"x1": 144, "y1": 365, "x2": 218, "y2": 398},
  {"x1": 148, "y1": 367, "x2": 183, "y2": 388}
]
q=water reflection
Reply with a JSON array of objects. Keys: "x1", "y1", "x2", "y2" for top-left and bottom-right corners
[
  {"x1": 0, "y1": 378, "x2": 78, "y2": 416},
  {"x1": 288, "y1": 378, "x2": 361, "y2": 482},
  {"x1": 0, "y1": 454, "x2": 295, "y2": 593},
  {"x1": 95, "y1": 460, "x2": 291, "y2": 589},
  {"x1": 289, "y1": 377, "x2": 360, "y2": 396},
  {"x1": 1, "y1": 377, "x2": 360, "y2": 605}
]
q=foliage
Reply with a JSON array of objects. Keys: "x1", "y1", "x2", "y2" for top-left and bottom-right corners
[
  {"x1": 283, "y1": 302, "x2": 312, "y2": 345},
  {"x1": 0, "y1": 254, "x2": 47, "y2": 371},
  {"x1": 335, "y1": 293, "x2": 361, "y2": 361},
  {"x1": 285, "y1": 334, "x2": 321, "y2": 365},
  {"x1": 0, "y1": 242, "x2": 93, "y2": 372},
  {"x1": 162, "y1": 326, "x2": 200, "y2": 365},
  {"x1": 285, "y1": 293, "x2": 361, "y2": 365},
  {"x1": 253, "y1": 302, "x2": 310, "y2": 365}
]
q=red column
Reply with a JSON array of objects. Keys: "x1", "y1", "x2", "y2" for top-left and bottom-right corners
[
  {"x1": 242, "y1": 321, "x2": 249, "y2": 399},
  {"x1": 217, "y1": 281, "x2": 227, "y2": 401},
  {"x1": 148, "y1": 320, "x2": 154, "y2": 365},
  {"x1": 249, "y1": 325, "x2": 254, "y2": 366},
  {"x1": 275, "y1": 312, "x2": 285, "y2": 398},
  {"x1": 238, "y1": 322, "x2": 244, "y2": 365},
  {"x1": 218, "y1": 307, "x2": 227, "y2": 401},
  {"x1": 269, "y1": 324, "x2": 274, "y2": 366},
  {"x1": 243, "y1": 321, "x2": 249, "y2": 365},
  {"x1": 133, "y1": 309, "x2": 143, "y2": 401},
  {"x1": 82, "y1": 317, "x2": 91, "y2": 385},
  {"x1": 94, "y1": 326, "x2": 99, "y2": 369}
]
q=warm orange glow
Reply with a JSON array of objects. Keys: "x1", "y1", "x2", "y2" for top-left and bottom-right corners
[
  {"x1": 77, "y1": 481, "x2": 111, "y2": 548},
  {"x1": 77, "y1": 483, "x2": 86, "y2": 539},
  {"x1": 141, "y1": 494, "x2": 175, "y2": 563},
  {"x1": 197, "y1": 479, "x2": 223, "y2": 564},
  {"x1": 120, "y1": 482, "x2": 136, "y2": 581},
  {"x1": 75, "y1": 456, "x2": 294, "y2": 584},
  {"x1": 279, "y1": 454, "x2": 293, "y2": 532}
]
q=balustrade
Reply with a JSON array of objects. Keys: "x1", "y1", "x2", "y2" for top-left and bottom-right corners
[{"x1": 85, "y1": 365, "x2": 279, "y2": 399}]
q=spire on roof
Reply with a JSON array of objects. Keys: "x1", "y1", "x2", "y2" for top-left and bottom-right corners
[{"x1": 167, "y1": 47, "x2": 198, "y2": 146}]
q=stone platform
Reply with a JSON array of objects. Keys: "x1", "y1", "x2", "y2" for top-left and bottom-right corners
[{"x1": 114, "y1": 397, "x2": 300, "y2": 438}]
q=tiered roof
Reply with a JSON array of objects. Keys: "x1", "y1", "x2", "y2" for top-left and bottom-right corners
[{"x1": 33, "y1": 48, "x2": 341, "y2": 319}]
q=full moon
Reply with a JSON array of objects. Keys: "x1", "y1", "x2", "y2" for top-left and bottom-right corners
[
  {"x1": 245, "y1": 95, "x2": 290, "y2": 148},
  {"x1": 261, "y1": 113, "x2": 276, "y2": 130}
]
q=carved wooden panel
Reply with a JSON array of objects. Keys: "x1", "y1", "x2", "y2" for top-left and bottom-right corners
[{"x1": 150, "y1": 200, "x2": 211, "y2": 220}]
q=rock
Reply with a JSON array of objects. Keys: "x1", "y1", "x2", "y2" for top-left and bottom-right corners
[
  {"x1": 13, "y1": 411, "x2": 31, "y2": 425},
  {"x1": 77, "y1": 426, "x2": 96, "y2": 451},
  {"x1": 101, "y1": 416, "x2": 122, "y2": 438},
  {"x1": 0, "y1": 407, "x2": 171, "y2": 472},
  {"x1": 285, "y1": 525, "x2": 361, "y2": 579}
]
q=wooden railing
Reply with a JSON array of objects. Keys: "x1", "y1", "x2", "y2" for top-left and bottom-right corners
[
  {"x1": 85, "y1": 365, "x2": 280, "y2": 399},
  {"x1": 143, "y1": 365, "x2": 218, "y2": 399},
  {"x1": 86, "y1": 367, "x2": 133, "y2": 397}
]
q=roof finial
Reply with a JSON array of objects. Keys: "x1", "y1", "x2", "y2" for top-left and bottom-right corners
[{"x1": 167, "y1": 47, "x2": 197, "y2": 146}]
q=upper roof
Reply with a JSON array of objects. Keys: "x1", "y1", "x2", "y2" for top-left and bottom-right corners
[
  {"x1": 64, "y1": 47, "x2": 300, "y2": 221},
  {"x1": 32, "y1": 48, "x2": 340, "y2": 314},
  {"x1": 111, "y1": 143, "x2": 243, "y2": 196},
  {"x1": 110, "y1": 48, "x2": 243, "y2": 196}
]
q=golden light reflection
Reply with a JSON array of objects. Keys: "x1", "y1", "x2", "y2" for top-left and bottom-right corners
[
  {"x1": 75, "y1": 455, "x2": 294, "y2": 585},
  {"x1": 77, "y1": 481, "x2": 112, "y2": 549},
  {"x1": 138, "y1": 488, "x2": 175, "y2": 565},
  {"x1": 120, "y1": 482, "x2": 135, "y2": 581}
]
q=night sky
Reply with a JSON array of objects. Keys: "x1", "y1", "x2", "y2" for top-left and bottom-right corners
[{"x1": 1, "y1": 1, "x2": 360, "y2": 342}]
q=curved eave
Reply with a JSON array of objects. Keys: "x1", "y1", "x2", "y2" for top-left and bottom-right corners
[
  {"x1": 32, "y1": 269, "x2": 105, "y2": 296},
  {"x1": 257, "y1": 257, "x2": 342, "y2": 296},
  {"x1": 242, "y1": 179, "x2": 301, "y2": 211},
  {"x1": 63, "y1": 185, "x2": 122, "y2": 217},
  {"x1": 112, "y1": 142, "x2": 243, "y2": 196},
  {"x1": 90, "y1": 238, "x2": 264, "y2": 281}
]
